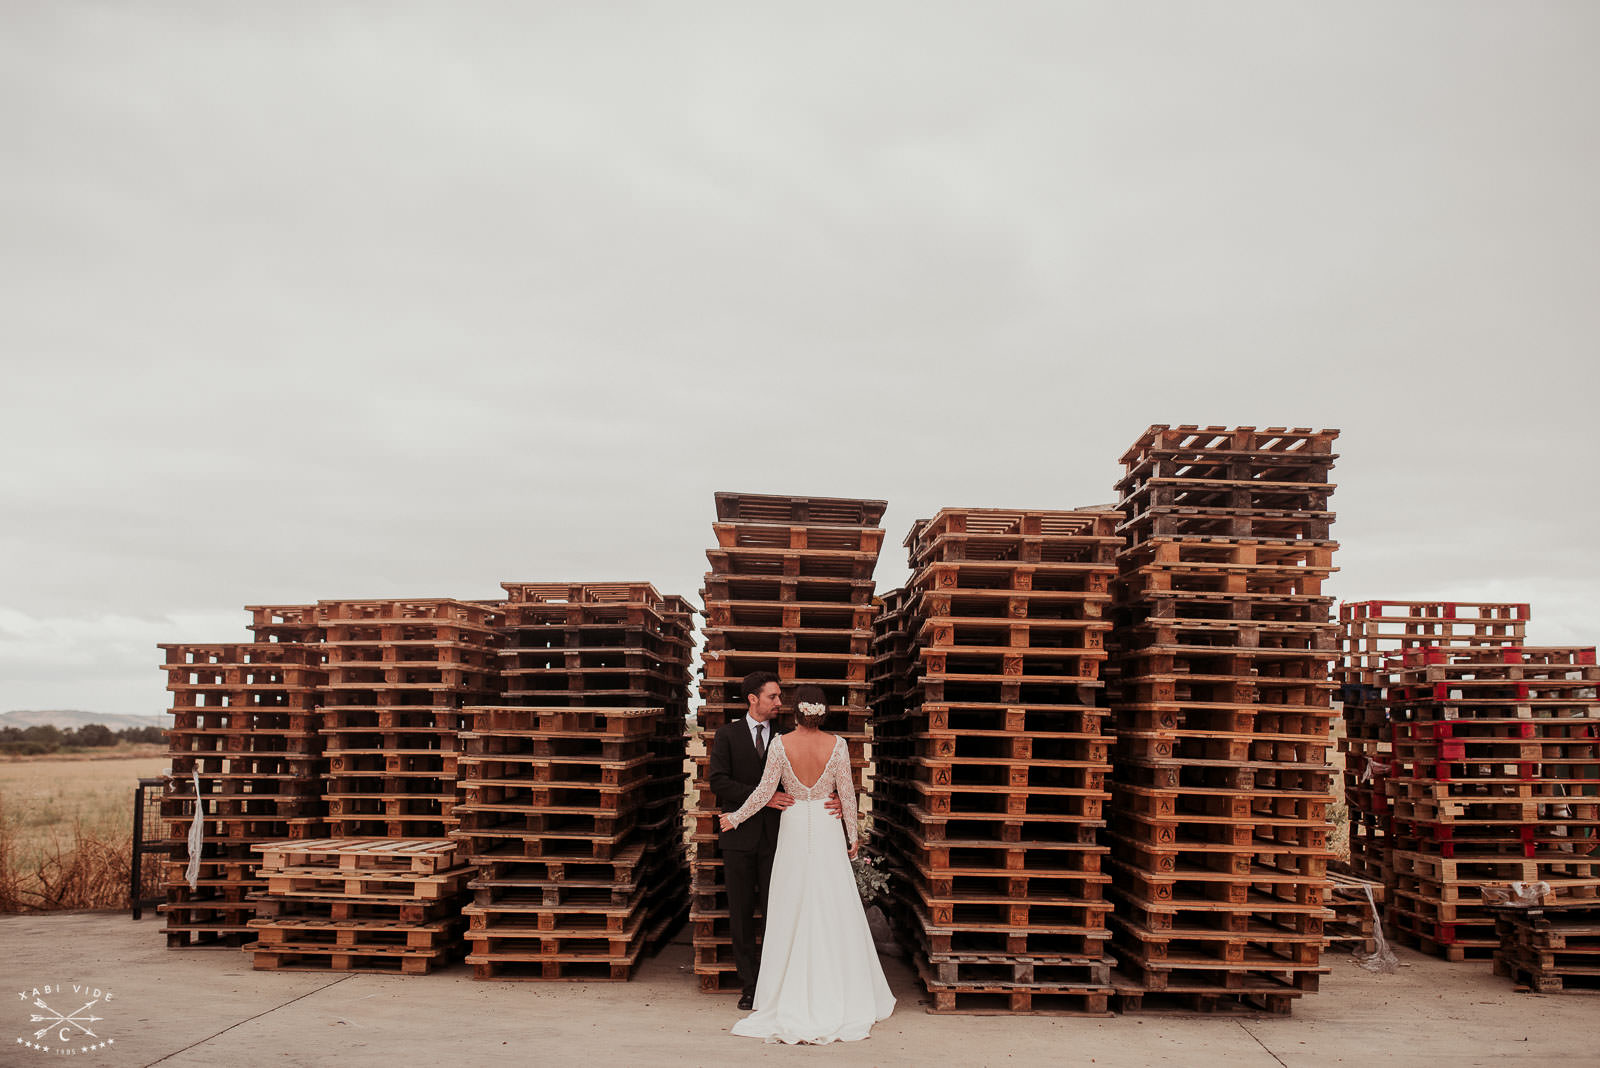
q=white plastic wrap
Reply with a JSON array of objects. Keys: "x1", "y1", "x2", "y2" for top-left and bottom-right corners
[
  {"x1": 1354, "y1": 883, "x2": 1398, "y2": 973},
  {"x1": 184, "y1": 769, "x2": 204, "y2": 891},
  {"x1": 1479, "y1": 881, "x2": 1551, "y2": 908}
]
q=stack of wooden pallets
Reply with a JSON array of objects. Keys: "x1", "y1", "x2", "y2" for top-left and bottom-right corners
[
  {"x1": 869, "y1": 587, "x2": 913, "y2": 723},
  {"x1": 246, "y1": 603, "x2": 324, "y2": 645},
  {"x1": 455, "y1": 582, "x2": 693, "y2": 981},
  {"x1": 456, "y1": 707, "x2": 667, "y2": 980},
  {"x1": 872, "y1": 507, "x2": 1120, "y2": 1014},
  {"x1": 867, "y1": 587, "x2": 914, "y2": 808},
  {"x1": 1107, "y1": 425, "x2": 1340, "y2": 1014},
  {"x1": 157, "y1": 639, "x2": 326, "y2": 947},
  {"x1": 245, "y1": 838, "x2": 471, "y2": 973},
  {"x1": 316, "y1": 599, "x2": 499, "y2": 838},
  {"x1": 496, "y1": 580, "x2": 695, "y2": 904},
  {"x1": 1382, "y1": 645, "x2": 1600, "y2": 960},
  {"x1": 1493, "y1": 900, "x2": 1600, "y2": 992},
  {"x1": 1337, "y1": 601, "x2": 1530, "y2": 884},
  {"x1": 692, "y1": 492, "x2": 886, "y2": 992}
]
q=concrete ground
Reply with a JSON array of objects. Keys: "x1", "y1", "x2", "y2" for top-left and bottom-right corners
[{"x1": 1, "y1": 912, "x2": 1593, "y2": 1067}]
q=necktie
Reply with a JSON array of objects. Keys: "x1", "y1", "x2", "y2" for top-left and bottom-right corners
[{"x1": 754, "y1": 722, "x2": 767, "y2": 758}]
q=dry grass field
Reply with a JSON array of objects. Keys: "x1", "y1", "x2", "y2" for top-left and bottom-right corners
[
  {"x1": 0, "y1": 733, "x2": 1349, "y2": 914},
  {"x1": 0, "y1": 750, "x2": 169, "y2": 912}
]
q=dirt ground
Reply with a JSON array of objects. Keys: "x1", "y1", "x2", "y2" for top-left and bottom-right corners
[{"x1": 1, "y1": 912, "x2": 1594, "y2": 1067}]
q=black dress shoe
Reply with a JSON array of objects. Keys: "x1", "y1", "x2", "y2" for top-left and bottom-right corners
[{"x1": 737, "y1": 992, "x2": 754, "y2": 1011}]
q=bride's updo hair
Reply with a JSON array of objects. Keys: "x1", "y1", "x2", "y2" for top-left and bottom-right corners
[{"x1": 792, "y1": 684, "x2": 829, "y2": 729}]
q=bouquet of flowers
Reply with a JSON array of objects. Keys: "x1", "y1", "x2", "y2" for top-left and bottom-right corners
[{"x1": 851, "y1": 850, "x2": 890, "y2": 907}]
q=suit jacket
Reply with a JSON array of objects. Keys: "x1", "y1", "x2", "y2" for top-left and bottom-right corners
[{"x1": 708, "y1": 717, "x2": 780, "y2": 853}]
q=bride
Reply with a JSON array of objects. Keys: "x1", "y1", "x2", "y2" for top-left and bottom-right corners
[{"x1": 719, "y1": 685, "x2": 896, "y2": 1044}]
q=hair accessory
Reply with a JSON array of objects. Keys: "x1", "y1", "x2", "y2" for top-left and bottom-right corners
[{"x1": 796, "y1": 701, "x2": 826, "y2": 716}]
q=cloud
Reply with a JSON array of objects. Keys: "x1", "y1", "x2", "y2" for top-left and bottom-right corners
[
  {"x1": 0, "y1": 607, "x2": 242, "y2": 715},
  {"x1": 1, "y1": 5, "x2": 1597, "y2": 716}
]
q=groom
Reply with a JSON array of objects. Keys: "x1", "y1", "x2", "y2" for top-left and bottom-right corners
[{"x1": 709, "y1": 670, "x2": 842, "y2": 1010}]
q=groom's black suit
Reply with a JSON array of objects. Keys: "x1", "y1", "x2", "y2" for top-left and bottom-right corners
[{"x1": 708, "y1": 715, "x2": 781, "y2": 996}]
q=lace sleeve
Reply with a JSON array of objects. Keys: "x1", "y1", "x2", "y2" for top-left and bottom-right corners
[
  {"x1": 833, "y1": 739, "x2": 859, "y2": 847},
  {"x1": 726, "y1": 737, "x2": 786, "y2": 828}
]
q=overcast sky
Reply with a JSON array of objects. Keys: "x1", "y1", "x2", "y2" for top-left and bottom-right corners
[{"x1": 2, "y1": 3, "x2": 1596, "y2": 718}]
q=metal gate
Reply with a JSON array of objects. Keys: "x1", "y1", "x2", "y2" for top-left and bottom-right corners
[{"x1": 130, "y1": 777, "x2": 169, "y2": 919}]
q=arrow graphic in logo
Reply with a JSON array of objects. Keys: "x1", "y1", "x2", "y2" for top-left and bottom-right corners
[{"x1": 29, "y1": 997, "x2": 102, "y2": 1042}]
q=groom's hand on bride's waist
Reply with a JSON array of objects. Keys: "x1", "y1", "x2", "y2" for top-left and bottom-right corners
[
  {"x1": 825, "y1": 792, "x2": 842, "y2": 819},
  {"x1": 766, "y1": 791, "x2": 796, "y2": 810}
]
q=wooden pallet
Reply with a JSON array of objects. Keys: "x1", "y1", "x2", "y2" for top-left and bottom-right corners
[
  {"x1": 245, "y1": 603, "x2": 322, "y2": 643},
  {"x1": 464, "y1": 920, "x2": 644, "y2": 953},
  {"x1": 1118, "y1": 424, "x2": 1339, "y2": 465},
  {"x1": 914, "y1": 958, "x2": 1111, "y2": 1015},
  {"x1": 1493, "y1": 956, "x2": 1600, "y2": 993},
  {"x1": 1491, "y1": 903, "x2": 1600, "y2": 992},
  {"x1": 250, "y1": 896, "x2": 458, "y2": 924},
  {"x1": 245, "y1": 942, "x2": 455, "y2": 974},
  {"x1": 1118, "y1": 506, "x2": 1335, "y2": 545},
  {"x1": 468, "y1": 956, "x2": 643, "y2": 982},
  {"x1": 908, "y1": 507, "x2": 1120, "y2": 563},
  {"x1": 264, "y1": 864, "x2": 475, "y2": 901},
  {"x1": 712, "y1": 491, "x2": 887, "y2": 527},
  {"x1": 713, "y1": 520, "x2": 886, "y2": 554},
  {"x1": 255, "y1": 837, "x2": 463, "y2": 874},
  {"x1": 705, "y1": 546, "x2": 880, "y2": 581},
  {"x1": 246, "y1": 916, "x2": 462, "y2": 950},
  {"x1": 1119, "y1": 479, "x2": 1334, "y2": 517},
  {"x1": 1339, "y1": 600, "x2": 1529, "y2": 689},
  {"x1": 1110, "y1": 977, "x2": 1301, "y2": 1015}
]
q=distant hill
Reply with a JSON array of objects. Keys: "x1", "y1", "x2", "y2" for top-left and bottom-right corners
[{"x1": 0, "y1": 709, "x2": 168, "y2": 731}]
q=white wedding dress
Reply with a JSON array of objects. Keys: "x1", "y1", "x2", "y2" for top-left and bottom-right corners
[{"x1": 723, "y1": 733, "x2": 896, "y2": 1044}]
